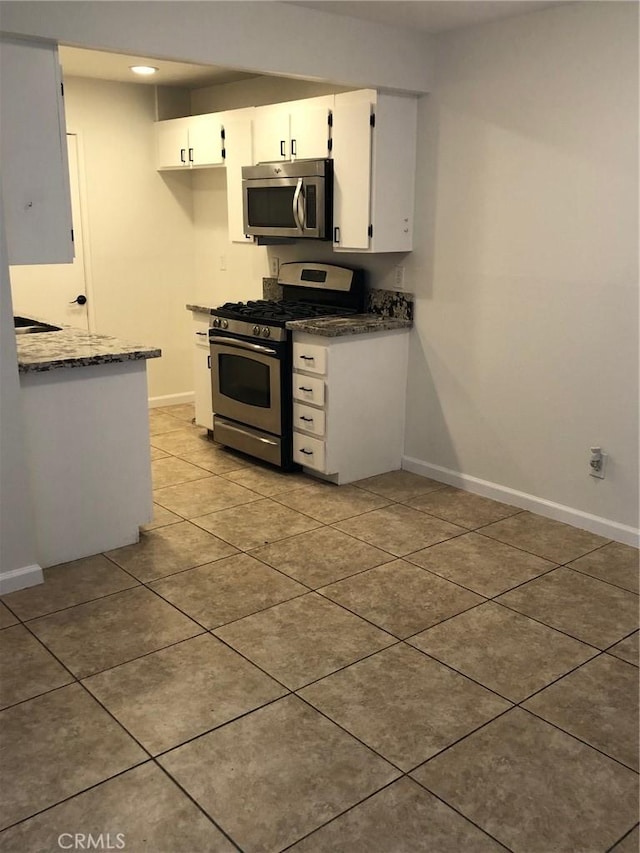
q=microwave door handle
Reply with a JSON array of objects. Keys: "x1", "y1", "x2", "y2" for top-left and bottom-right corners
[
  {"x1": 292, "y1": 178, "x2": 304, "y2": 232},
  {"x1": 209, "y1": 335, "x2": 277, "y2": 356}
]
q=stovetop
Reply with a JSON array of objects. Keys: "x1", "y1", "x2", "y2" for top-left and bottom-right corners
[{"x1": 213, "y1": 299, "x2": 352, "y2": 326}]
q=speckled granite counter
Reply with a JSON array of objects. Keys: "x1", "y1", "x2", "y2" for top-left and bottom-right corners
[
  {"x1": 187, "y1": 285, "x2": 414, "y2": 338},
  {"x1": 285, "y1": 314, "x2": 412, "y2": 337},
  {"x1": 186, "y1": 304, "x2": 214, "y2": 315},
  {"x1": 17, "y1": 327, "x2": 161, "y2": 374}
]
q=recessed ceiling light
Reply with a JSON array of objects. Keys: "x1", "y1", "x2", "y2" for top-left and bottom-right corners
[{"x1": 130, "y1": 65, "x2": 159, "y2": 76}]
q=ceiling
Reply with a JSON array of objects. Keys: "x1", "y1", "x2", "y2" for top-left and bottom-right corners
[
  {"x1": 58, "y1": 46, "x2": 256, "y2": 88},
  {"x1": 59, "y1": 1, "x2": 565, "y2": 88},
  {"x1": 286, "y1": 1, "x2": 563, "y2": 33}
]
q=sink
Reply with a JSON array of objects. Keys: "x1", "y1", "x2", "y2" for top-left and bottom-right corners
[{"x1": 14, "y1": 316, "x2": 62, "y2": 334}]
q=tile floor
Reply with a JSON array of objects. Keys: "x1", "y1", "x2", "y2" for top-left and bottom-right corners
[{"x1": 1, "y1": 403, "x2": 638, "y2": 852}]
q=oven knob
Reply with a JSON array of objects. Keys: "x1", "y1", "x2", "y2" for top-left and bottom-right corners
[
  {"x1": 262, "y1": 327, "x2": 271, "y2": 338},
  {"x1": 213, "y1": 317, "x2": 221, "y2": 328},
  {"x1": 221, "y1": 319, "x2": 229, "y2": 329},
  {"x1": 253, "y1": 325, "x2": 260, "y2": 336}
]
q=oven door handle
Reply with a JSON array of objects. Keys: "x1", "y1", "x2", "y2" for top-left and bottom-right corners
[
  {"x1": 292, "y1": 178, "x2": 304, "y2": 232},
  {"x1": 209, "y1": 335, "x2": 277, "y2": 356}
]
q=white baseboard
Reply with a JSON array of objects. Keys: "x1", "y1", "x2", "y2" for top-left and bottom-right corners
[
  {"x1": 148, "y1": 392, "x2": 195, "y2": 409},
  {"x1": 0, "y1": 563, "x2": 44, "y2": 595},
  {"x1": 402, "y1": 455, "x2": 640, "y2": 548}
]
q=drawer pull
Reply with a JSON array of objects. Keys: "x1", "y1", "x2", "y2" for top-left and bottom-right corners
[
  {"x1": 298, "y1": 386, "x2": 313, "y2": 392},
  {"x1": 300, "y1": 415, "x2": 314, "y2": 422},
  {"x1": 300, "y1": 448, "x2": 314, "y2": 455},
  {"x1": 299, "y1": 355, "x2": 315, "y2": 360}
]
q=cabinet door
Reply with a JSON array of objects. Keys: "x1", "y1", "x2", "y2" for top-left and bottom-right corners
[
  {"x1": 289, "y1": 98, "x2": 332, "y2": 160},
  {"x1": 331, "y1": 93, "x2": 373, "y2": 251},
  {"x1": 222, "y1": 114, "x2": 254, "y2": 243},
  {"x1": 193, "y1": 316, "x2": 213, "y2": 430},
  {"x1": 188, "y1": 113, "x2": 224, "y2": 167},
  {"x1": 155, "y1": 117, "x2": 190, "y2": 169},
  {"x1": 253, "y1": 104, "x2": 290, "y2": 163},
  {"x1": 0, "y1": 38, "x2": 74, "y2": 264}
]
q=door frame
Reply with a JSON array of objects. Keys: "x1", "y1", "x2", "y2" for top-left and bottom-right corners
[{"x1": 66, "y1": 129, "x2": 95, "y2": 332}]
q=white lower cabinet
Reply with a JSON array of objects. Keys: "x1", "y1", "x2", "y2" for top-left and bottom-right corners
[
  {"x1": 191, "y1": 311, "x2": 213, "y2": 431},
  {"x1": 291, "y1": 329, "x2": 409, "y2": 484}
]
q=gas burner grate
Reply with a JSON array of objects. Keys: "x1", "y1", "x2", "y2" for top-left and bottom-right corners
[{"x1": 217, "y1": 299, "x2": 353, "y2": 324}]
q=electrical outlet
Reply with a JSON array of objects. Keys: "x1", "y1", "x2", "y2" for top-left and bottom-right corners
[
  {"x1": 270, "y1": 256, "x2": 280, "y2": 277},
  {"x1": 394, "y1": 265, "x2": 405, "y2": 289},
  {"x1": 589, "y1": 446, "x2": 608, "y2": 479}
]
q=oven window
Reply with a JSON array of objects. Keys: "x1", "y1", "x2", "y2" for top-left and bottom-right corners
[
  {"x1": 218, "y1": 353, "x2": 271, "y2": 408},
  {"x1": 247, "y1": 187, "x2": 296, "y2": 228}
]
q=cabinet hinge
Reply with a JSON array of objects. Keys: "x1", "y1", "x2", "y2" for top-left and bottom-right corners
[
  {"x1": 60, "y1": 81, "x2": 64, "y2": 97},
  {"x1": 370, "y1": 112, "x2": 375, "y2": 128},
  {"x1": 368, "y1": 224, "x2": 373, "y2": 238},
  {"x1": 70, "y1": 228, "x2": 74, "y2": 243},
  {"x1": 327, "y1": 138, "x2": 333, "y2": 153},
  {"x1": 222, "y1": 148, "x2": 226, "y2": 160},
  {"x1": 328, "y1": 111, "x2": 333, "y2": 128},
  {"x1": 221, "y1": 128, "x2": 226, "y2": 140}
]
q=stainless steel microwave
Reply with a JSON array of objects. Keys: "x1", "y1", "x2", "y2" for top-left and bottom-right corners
[{"x1": 241, "y1": 158, "x2": 333, "y2": 240}]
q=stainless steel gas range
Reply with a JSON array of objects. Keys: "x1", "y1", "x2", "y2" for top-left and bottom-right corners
[{"x1": 209, "y1": 262, "x2": 365, "y2": 468}]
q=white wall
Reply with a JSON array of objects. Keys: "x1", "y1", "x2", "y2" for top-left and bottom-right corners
[
  {"x1": 62, "y1": 77, "x2": 195, "y2": 402},
  {"x1": 0, "y1": 1, "x2": 434, "y2": 93},
  {"x1": 404, "y1": 2, "x2": 639, "y2": 536},
  {"x1": 0, "y1": 200, "x2": 42, "y2": 590}
]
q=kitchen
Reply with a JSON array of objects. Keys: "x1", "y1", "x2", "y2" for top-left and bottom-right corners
[{"x1": 0, "y1": 2, "x2": 638, "y2": 851}]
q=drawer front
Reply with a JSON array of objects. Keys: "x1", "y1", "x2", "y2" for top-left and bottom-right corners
[
  {"x1": 293, "y1": 402, "x2": 326, "y2": 437},
  {"x1": 293, "y1": 342, "x2": 327, "y2": 376},
  {"x1": 293, "y1": 373, "x2": 325, "y2": 406},
  {"x1": 293, "y1": 432, "x2": 326, "y2": 472}
]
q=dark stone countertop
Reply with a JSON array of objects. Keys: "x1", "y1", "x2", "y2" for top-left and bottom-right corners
[
  {"x1": 17, "y1": 326, "x2": 161, "y2": 375},
  {"x1": 285, "y1": 314, "x2": 412, "y2": 337}
]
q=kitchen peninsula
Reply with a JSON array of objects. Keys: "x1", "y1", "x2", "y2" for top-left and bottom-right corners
[{"x1": 16, "y1": 326, "x2": 161, "y2": 568}]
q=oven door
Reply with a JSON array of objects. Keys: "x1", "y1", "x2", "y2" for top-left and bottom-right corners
[
  {"x1": 210, "y1": 335, "x2": 282, "y2": 436},
  {"x1": 242, "y1": 176, "x2": 326, "y2": 239}
]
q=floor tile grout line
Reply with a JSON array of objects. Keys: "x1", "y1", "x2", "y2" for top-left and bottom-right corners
[
  {"x1": 473, "y1": 527, "x2": 614, "y2": 565},
  {"x1": 401, "y1": 550, "x2": 559, "y2": 599},
  {"x1": 9, "y1": 578, "x2": 143, "y2": 625},
  {"x1": 564, "y1": 562, "x2": 639, "y2": 597},
  {"x1": 247, "y1": 547, "x2": 398, "y2": 593},
  {"x1": 188, "y1": 512, "x2": 325, "y2": 554},
  {"x1": 605, "y1": 823, "x2": 640, "y2": 853},
  {"x1": 290, "y1": 693, "x2": 407, "y2": 774},
  {"x1": 150, "y1": 692, "x2": 293, "y2": 762},
  {"x1": 400, "y1": 640, "x2": 527, "y2": 706},
  {"x1": 519, "y1": 703, "x2": 640, "y2": 775},
  {"x1": 277, "y1": 777, "x2": 404, "y2": 853},
  {"x1": 394, "y1": 502, "x2": 524, "y2": 533},
  {"x1": 490, "y1": 596, "x2": 630, "y2": 654},
  {"x1": 4, "y1": 428, "x2": 636, "y2": 847},
  {"x1": 0, "y1": 678, "x2": 79, "y2": 715},
  {"x1": 512, "y1": 646, "x2": 636, "y2": 707},
  {"x1": 150, "y1": 758, "x2": 245, "y2": 852},
  {"x1": 407, "y1": 775, "x2": 516, "y2": 852},
  {"x1": 0, "y1": 758, "x2": 153, "y2": 837},
  {"x1": 404, "y1": 703, "x2": 517, "y2": 772}
]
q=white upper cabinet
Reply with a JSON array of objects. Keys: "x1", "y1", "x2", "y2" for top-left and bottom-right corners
[
  {"x1": 332, "y1": 89, "x2": 418, "y2": 253},
  {"x1": 220, "y1": 110, "x2": 254, "y2": 243},
  {"x1": 152, "y1": 90, "x2": 417, "y2": 252},
  {"x1": 252, "y1": 103, "x2": 290, "y2": 163},
  {"x1": 0, "y1": 37, "x2": 74, "y2": 265},
  {"x1": 155, "y1": 114, "x2": 224, "y2": 169},
  {"x1": 288, "y1": 96, "x2": 333, "y2": 160},
  {"x1": 252, "y1": 96, "x2": 332, "y2": 163}
]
